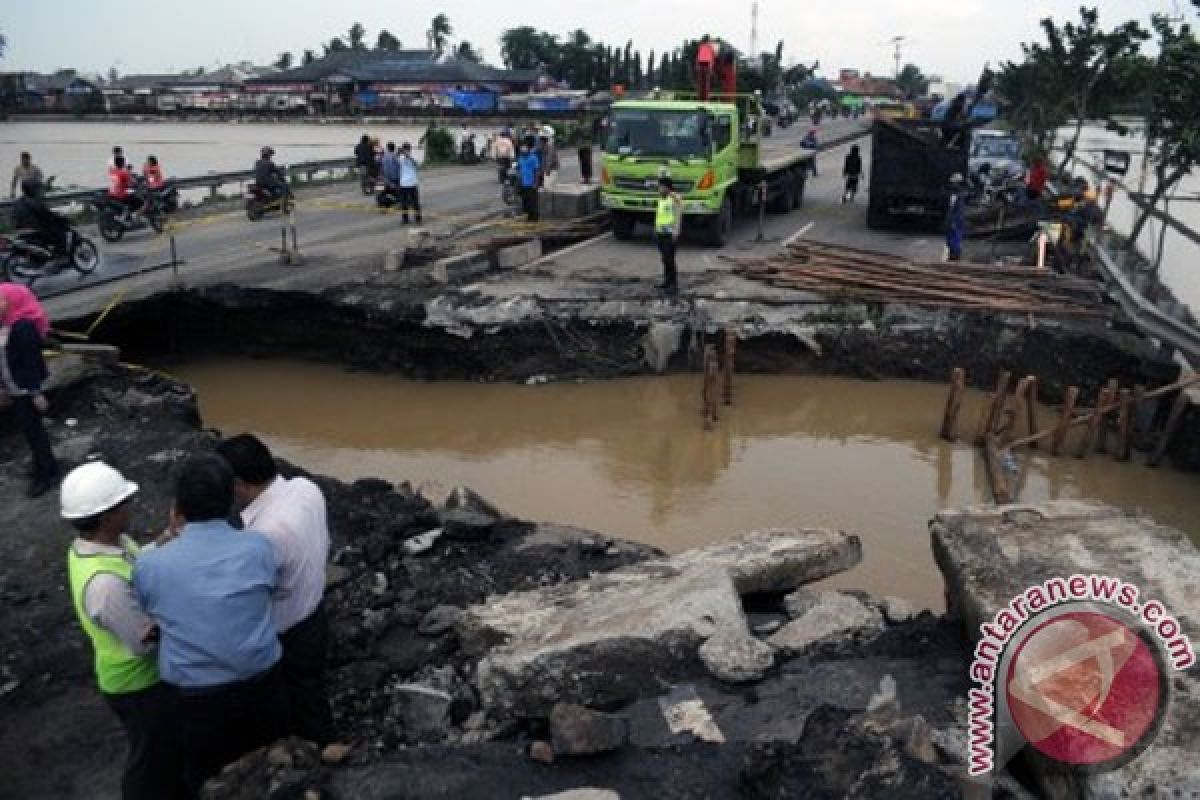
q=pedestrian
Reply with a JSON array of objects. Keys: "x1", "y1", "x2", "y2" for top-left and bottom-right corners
[
  {"x1": 10, "y1": 151, "x2": 44, "y2": 198},
  {"x1": 945, "y1": 172, "x2": 967, "y2": 262},
  {"x1": 577, "y1": 127, "x2": 594, "y2": 185},
  {"x1": 842, "y1": 144, "x2": 863, "y2": 203},
  {"x1": 0, "y1": 283, "x2": 58, "y2": 497},
  {"x1": 62, "y1": 461, "x2": 186, "y2": 800},
  {"x1": 216, "y1": 434, "x2": 335, "y2": 747},
  {"x1": 397, "y1": 143, "x2": 422, "y2": 224},
  {"x1": 538, "y1": 126, "x2": 560, "y2": 187},
  {"x1": 133, "y1": 454, "x2": 286, "y2": 797},
  {"x1": 354, "y1": 134, "x2": 373, "y2": 174},
  {"x1": 517, "y1": 137, "x2": 541, "y2": 222},
  {"x1": 494, "y1": 129, "x2": 515, "y2": 185},
  {"x1": 801, "y1": 128, "x2": 819, "y2": 176},
  {"x1": 654, "y1": 176, "x2": 683, "y2": 296}
]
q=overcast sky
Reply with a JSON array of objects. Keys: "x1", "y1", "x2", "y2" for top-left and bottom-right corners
[{"x1": 0, "y1": 0, "x2": 1187, "y2": 83}]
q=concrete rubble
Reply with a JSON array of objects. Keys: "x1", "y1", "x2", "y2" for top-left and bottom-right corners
[
  {"x1": 459, "y1": 528, "x2": 862, "y2": 718},
  {"x1": 770, "y1": 589, "x2": 885, "y2": 654}
]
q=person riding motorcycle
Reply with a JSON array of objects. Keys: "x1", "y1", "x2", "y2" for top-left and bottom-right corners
[
  {"x1": 11, "y1": 178, "x2": 71, "y2": 256},
  {"x1": 143, "y1": 155, "x2": 165, "y2": 190},
  {"x1": 107, "y1": 155, "x2": 143, "y2": 218},
  {"x1": 254, "y1": 147, "x2": 287, "y2": 202}
]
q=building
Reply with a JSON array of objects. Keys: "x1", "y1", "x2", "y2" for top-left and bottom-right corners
[
  {"x1": 0, "y1": 71, "x2": 101, "y2": 112},
  {"x1": 102, "y1": 64, "x2": 278, "y2": 112},
  {"x1": 242, "y1": 50, "x2": 539, "y2": 113}
]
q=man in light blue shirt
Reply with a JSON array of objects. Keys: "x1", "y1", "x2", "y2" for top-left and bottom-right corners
[
  {"x1": 397, "y1": 142, "x2": 422, "y2": 224},
  {"x1": 134, "y1": 454, "x2": 284, "y2": 796}
]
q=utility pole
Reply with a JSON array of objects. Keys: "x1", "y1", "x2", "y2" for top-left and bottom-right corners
[
  {"x1": 889, "y1": 36, "x2": 905, "y2": 79},
  {"x1": 750, "y1": 1, "x2": 760, "y2": 62}
]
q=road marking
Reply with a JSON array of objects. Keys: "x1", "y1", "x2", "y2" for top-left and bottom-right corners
[
  {"x1": 783, "y1": 222, "x2": 815, "y2": 248},
  {"x1": 528, "y1": 231, "x2": 614, "y2": 267}
]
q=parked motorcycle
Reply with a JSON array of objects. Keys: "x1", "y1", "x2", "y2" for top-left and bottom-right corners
[
  {"x1": 245, "y1": 182, "x2": 292, "y2": 221},
  {"x1": 502, "y1": 164, "x2": 520, "y2": 208},
  {"x1": 359, "y1": 168, "x2": 379, "y2": 196},
  {"x1": 93, "y1": 189, "x2": 166, "y2": 243},
  {"x1": 376, "y1": 183, "x2": 403, "y2": 209},
  {"x1": 0, "y1": 228, "x2": 99, "y2": 285}
]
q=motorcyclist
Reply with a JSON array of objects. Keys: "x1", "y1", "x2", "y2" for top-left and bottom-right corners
[
  {"x1": 254, "y1": 146, "x2": 287, "y2": 201},
  {"x1": 11, "y1": 178, "x2": 71, "y2": 256},
  {"x1": 107, "y1": 155, "x2": 143, "y2": 218},
  {"x1": 143, "y1": 155, "x2": 165, "y2": 190}
]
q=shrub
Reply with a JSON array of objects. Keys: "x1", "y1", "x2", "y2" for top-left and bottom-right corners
[{"x1": 422, "y1": 127, "x2": 456, "y2": 163}]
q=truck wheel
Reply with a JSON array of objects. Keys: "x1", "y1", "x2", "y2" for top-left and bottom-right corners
[
  {"x1": 706, "y1": 197, "x2": 734, "y2": 247},
  {"x1": 769, "y1": 177, "x2": 795, "y2": 213},
  {"x1": 792, "y1": 172, "x2": 807, "y2": 208},
  {"x1": 866, "y1": 201, "x2": 890, "y2": 230},
  {"x1": 612, "y1": 211, "x2": 636, "y2": 241}
]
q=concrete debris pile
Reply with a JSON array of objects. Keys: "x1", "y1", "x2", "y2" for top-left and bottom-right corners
[{"x1": 730, "y1": 240, "x2": 1109, "y2": 316}]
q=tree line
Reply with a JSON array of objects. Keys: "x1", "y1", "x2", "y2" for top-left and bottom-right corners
[
  {"x1": 997, "y1": 3, "x2": 1200, "y2": 269},
  {"x1": 272, "y1": 15, "x2": 481, "y2": 71}
]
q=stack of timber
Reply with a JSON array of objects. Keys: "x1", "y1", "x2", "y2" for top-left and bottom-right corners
[{"x1": 728, "y1": 241, "x2": 1108, "y2": 317}]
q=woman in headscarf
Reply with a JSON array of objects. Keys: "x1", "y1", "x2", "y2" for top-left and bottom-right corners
[{"x1": 0, "y1": 283, "x2": 58, "y2": 496}]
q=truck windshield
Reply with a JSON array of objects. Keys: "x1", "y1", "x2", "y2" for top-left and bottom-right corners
[{"x1": 605, "y1": 110, "x2": 709, "y2": 159}]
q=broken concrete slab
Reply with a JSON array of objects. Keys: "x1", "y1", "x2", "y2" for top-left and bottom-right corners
[
  {"x1": 496, "y1": 239, "x2": 543, "y2": 269},
  {"x1": 770, "y1": 590, "x2": 884, "y2": 654},
  {"x1": 931, "y1": 501, "x2": 1200, "y2": 799},
  {"x1": 543, "y1": 183, "x2": 601, "y2": 219},
  {"x1": 460, "y1": 529, "x2": 860, "y2": 718},
  {"x1": 549, "y1": 703, "x2": 628, "y2": 756},
  {"x1": 698, "y1": 630, "x2": 775, "y2": 684},
  {"x1": 391, "y1": 684, "x2": 453, "y2": 742},
  {"x1": 431, "y1": 250, "x2": 490, "y2": 284}
]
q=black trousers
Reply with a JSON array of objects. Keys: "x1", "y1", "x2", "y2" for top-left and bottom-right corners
[
  {"x1": 399, "y1": 187, "x2": 421, "y2": 222},
  {"x1": 520, "y1": 186, "x2": 539, "y2": 221},
  {"x1": 496, "y1": 157, "x2": 512, "y2": 184},
  {"x1": 280, "y1": 603, "x2": 335, "y2": 746},
  {"x1": 106, "y1": 683, "x2": 187, "y2": 800},
  {"x1": 656, "y1": 233, "x2": 678, "y2": 291},
  {"x1": 578, "y1": 146, "x2": 593, "y2": 184},
  {"x1": 170, "y1": 666, "x2": 287, "y2": 798},
  {"x1": 12, "y1": 394, "x2": 57, "y2": 481}
]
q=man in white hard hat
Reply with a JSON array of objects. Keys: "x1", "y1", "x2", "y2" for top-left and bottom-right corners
[{"x1": 62, "y1": 461, "x2": 185, "y2": 800}]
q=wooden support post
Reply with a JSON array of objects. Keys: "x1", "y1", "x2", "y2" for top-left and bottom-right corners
[
  {"x1": 940, "y1": 368, "x2": 967, "y2": 441},
  {"x1": 976, "y1": 370, "x2": 1012, "y2": 445},
  {"x1": 1025, "y1": 377, "x2": 1040, "y2": 447},
  {"x1": 702, "y1": 345, "x2": 719, "y2": 430},
  {"x1": 1131, "y1": 384, "x2": 1146, "y2": 438},
  {"x1": 1051, "y1": 387, "x2": 1080, "y2": 456},
  {"x1": 1148, "y1": 391, "x2": 1190, "y2": 467},
  {"x1": 1115, "y1": 389, "x2": 1134, "y2": 461},
  {"x1": 985, "y1": 435, "x2": 1013, "y2": 504},
  {"x1": 721, "y1": 327, "x2": 736, "y2": 406},
  {"x1": 1006, "y1": 377, "x2": 1033, "y2": 446},
  {"x1": 974, "y1": 393, "x2": 995, "y2": 446},
  {"x1": 1078, "y1": 385, "x2": 1114, "y2": 458},
  {"x1": 1096, "y1": 379, "x2": 1119, "y2": 454}
]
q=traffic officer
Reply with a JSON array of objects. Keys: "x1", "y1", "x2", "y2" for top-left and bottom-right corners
[
  {"x1": 655, "y1": 176, "x2": 683, "y2": 296},
  {"x1": 63, "y1": 461, "x2": 184, "y2": 800}
]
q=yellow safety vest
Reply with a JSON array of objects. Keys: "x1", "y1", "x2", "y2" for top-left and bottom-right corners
[
  {"x1": 655, "y1": 195, "x2": 678, "y2": 233},
  {"x1": 67, "y1": 545, "x2": 159, "y2": 695}
]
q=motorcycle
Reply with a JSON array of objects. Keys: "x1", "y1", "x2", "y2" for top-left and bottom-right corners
[
  {"x1": 151, "y1": 181, "x2": 180, "y2": 214},
  {"x1": 0, "y1": 228, "x2": 99, "y2": 285},
  {"x1": 93, "y1": 188, "x2": 166, "y2": 243},
  {"x1": 245, "y1": 182, "x2": 292, "y2": 221},
  {"x1": 359, "y1": 167, "x2": 379, "y2": 196},
  {"x1": 502, "y1": 164, "x2": 520, "y2": 208},
  {"x1": 375, "y1": 183, "x2": 403, "y2": 209}
]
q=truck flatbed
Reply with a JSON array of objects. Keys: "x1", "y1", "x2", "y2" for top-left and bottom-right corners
[{"x1": 749, "y1": 129, "x2": 816, "y2": 175}]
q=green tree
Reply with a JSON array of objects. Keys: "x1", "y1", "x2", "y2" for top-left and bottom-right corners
[
  {"x1": 895, "y1": 63, "x2": 929, "y2": 98},
  {"x1": 376, "y1": 30, "x2": 401, "y2": 51},
  {"x1": 633, "y1": 52, "x2": 644, "y2": 89},
  {"x1": 500, "y1": 26, "x2": 544, "y2": 69},
  {"x1": 1126, "y1": 14, "x2": 1200, "y2": 268},
  {"x1": 324, "y1": 38, "x2": 348, "y2": 56},
  {"x1": 0, "y1": 32, "x2": 7, "y2": 59},
  {"x1": 347, "y1": 22, "x2": 367, "y2": 51},
  {"x1": 659, "y1": 52, "x2": 670, "y2": 89},
  {"x1": 274, "y1": 52, "x2": 294, "y2": 70},
  {"x1": 429, "y1": 13, "x2": 453, "y2": 57},
  {"x1": 646, "y1": 49, "x2": 656, "y2": 86},
  {"x1": 454, "y1": 41, "x2": 482, "y2": 63},
  {"x1": 302, "y1": 49, "x2": 317, "y2": 66}
]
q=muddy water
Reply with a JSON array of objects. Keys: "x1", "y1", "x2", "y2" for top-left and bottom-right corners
[{"x1": 174, "y1": 360, "x2": 1200, "y2": 610}]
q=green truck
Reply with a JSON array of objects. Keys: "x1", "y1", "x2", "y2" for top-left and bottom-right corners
[{"x1": 600, "y1": 95, "x2": 815, "y2": 246}]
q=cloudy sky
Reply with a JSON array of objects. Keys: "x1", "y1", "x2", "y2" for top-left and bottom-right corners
[{"x1": 0, "y1": 0, "x2": 1187, "y2": 82}]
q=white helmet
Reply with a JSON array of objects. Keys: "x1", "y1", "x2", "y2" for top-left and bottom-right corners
[{"x1": 61, "y1": 461, "x2": 139, "y2": 520}]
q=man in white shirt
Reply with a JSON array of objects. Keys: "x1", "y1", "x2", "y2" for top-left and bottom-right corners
[
  {"x1": 397, "y1": 142, "x2": 422, "y2": 224},
  {"x1": 216, "y1": 434, "x2": 334, "y2": 746}
]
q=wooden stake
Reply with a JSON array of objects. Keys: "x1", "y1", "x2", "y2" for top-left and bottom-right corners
[
  {"x1": 1025, "y1": 377, "x2": 1040, "y2": 447},
  {"x1": 1004, "y1": 377, "x2": 1032, "y2": 446},
  {"x1": 1077, "y1": 386, "x2": 1113, "y2": 459},
  {"x1": 940, "y1": 368, "x2": 966, "y2": 441},
  {"x1": 985, "y1": 435, "x2": 1013, "y2": 504},
  {"x1": 974, "y1": 393, "x2": 996, "y2": 445},
  {"x1": 1115, "y1": 389, "x2": 1133, "y2": 461},
  {"x1": 1097, "y1": 379, "x2": 1120, "y2": 454},
  {"x1": 721, "y1": 326, "x2": 736, "y2": 406},
  {"x1": 1051, "y1": 387, "x2": 1080, "y2": 456},
  {"x1": 702, "y1": 345, "x2": 719, "y2": 430},
  {"x1": 1148, "y1": 391, "x2": 1191, "y2": 467},
  {"x1": 977, "y1": 370, "x2": 1012, "y2": 445},
  {"x1": 1131, "y1": 384, "x2": 1146, "y2": 438}
]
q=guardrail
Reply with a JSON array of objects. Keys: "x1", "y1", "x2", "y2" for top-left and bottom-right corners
[
  {"x1": 1087, "y1": 233, "x2": 1200, "y2": 368},
  {"x1": 0, "y1": 157, "x2": 357, "y2": 213}
]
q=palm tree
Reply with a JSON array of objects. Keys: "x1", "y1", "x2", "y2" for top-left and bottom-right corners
[
  {"x1": 347, "y1": 23, "x2": 367, "y2": 51},
  {"x1": 302, "y1": 49, "x2": 317, "y2": 66},
  {"x1": 274, "y1": 52, "x2": 294, "y2": 70},
  {"x1": 376, "y1": 29, "x2": 402, "y2": 51},
  {"x1": 454, "y1": 41, "x2": 482, "y2": 63},
  {"x1": 428, "y1": 14, "x2": 453, "y2": 57}
]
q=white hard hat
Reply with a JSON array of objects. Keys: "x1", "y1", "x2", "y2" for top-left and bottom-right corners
[{"x1": 60, "y1": 461, "x2": 139, "y2": 519}]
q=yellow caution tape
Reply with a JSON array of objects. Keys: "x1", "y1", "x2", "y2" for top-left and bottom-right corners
[{"x1": 84, "y1": 287, "x2": 130, "y2": 339}]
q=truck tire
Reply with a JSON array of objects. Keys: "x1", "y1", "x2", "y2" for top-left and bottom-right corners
[
  {"x1": 792, "y1": 171, "x2": 807, "y2": 208},
  {"x1": 706, "y1": 196, "x2": 734, "y2": 247},
  {"x1": 769, "y1": 176, "x2": 794, "y2": 213},
  {"x1": 612, "y1": 211, "x2": 636, "y2": 241}
]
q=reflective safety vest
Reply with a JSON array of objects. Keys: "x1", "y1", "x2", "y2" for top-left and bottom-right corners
[
  {"x1": 655, "y1": 195, "x2": 678, "y2": 233},
  {"x1": 67, "y1": 544, "x2": 159, "y2": 695}
]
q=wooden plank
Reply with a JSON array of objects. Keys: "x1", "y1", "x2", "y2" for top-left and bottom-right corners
[
  {"x1": 1051, "y1": 387, "x2": 1080, "y2": 456},
  {"x1": 1148, "y1": 391, "x2": 1191, "y2": 467},
  {"x1": 985, "y1": 435, "x2": 1014, "y2": 504},
  {"x1": 1005, "y1": 377, "x2": 1034, "y2": 446},
  {"x1": 1096, "y1": 379, "x2": 1120, "y2": 454},
  {"x1": 1025, "y1": 377, "x2": 1041, "y2": 447},
  {"x1": 1115, "y1": 388, "x2": 1133, "y2": 461},
  {"x1": 977, "y1": 371, "x2": 1012, "y2": 445},
  {"x1": 940, "y1": 368, "x2": 967, "y2": 441},
  {"x1": 1077, "y1": 386, "x2": 1114, "y2": 459}
]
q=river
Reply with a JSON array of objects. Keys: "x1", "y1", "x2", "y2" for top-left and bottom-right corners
[{"x1": 173, "y1": 360, "x2": 1200, "y2": 611}]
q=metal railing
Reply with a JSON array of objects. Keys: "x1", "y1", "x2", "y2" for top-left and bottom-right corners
[{"x1": 0, "y1": 157, "x2": 357, "y2": 212}]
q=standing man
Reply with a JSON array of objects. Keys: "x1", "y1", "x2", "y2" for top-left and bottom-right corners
[
  {"x1": 494, "y1": 129, "x2": 515, "y2": 184},
  {"x1": 397, "y1": 143, "x2": 422, "y2": 225},
  {"x1": 380, "y1": 142, "x2": 401, "y2": 205},
  {"x1": 577, "y1": 124, "x2": 594, "y2": 185},
  {"x1": 0, "y1": 282, "x2": 59, "y2": 497},
  {"x1": 216, "y1": 434, "x2": 334, "y2": 747},
  {"x1": 801, "y1": 129, "x2": 819, "y2": 176},
  {"x1": 62, "y1": 462, "x2": 185, "y2": 800},
  {"x1": 945, "y1": 172, "x2": 967, "y2": 262},
  {"x1": 134, "y1": 454, "x2": 285, "y2": 796},
  {"x1": 517, "y1": 137, "x2": 541, "y2": 222},
  {"x1": 654, "y1": 176, "x2": 683, "y2": 296},
  {"x1": 842, "y1": 144, "x2": 863, "y2": 204},
  {"x1": 10, "y1": 152, "x2": 43, "y2": 198}
]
